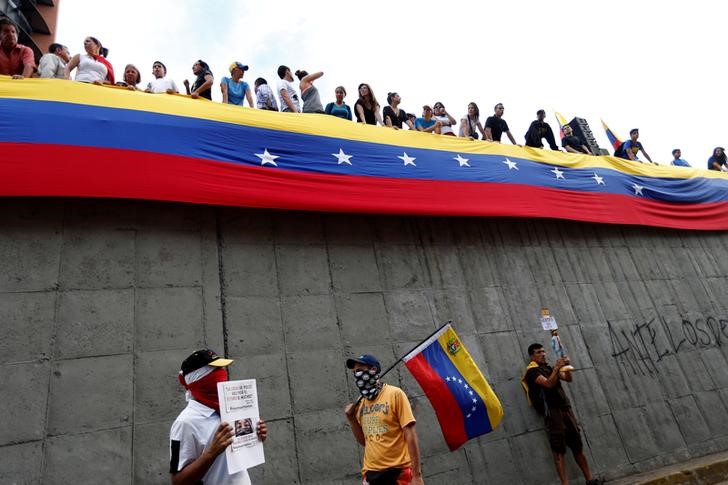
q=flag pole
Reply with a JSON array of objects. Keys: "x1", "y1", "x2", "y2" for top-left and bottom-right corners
[
  {"x1": 378, "y1": 320, "x2": 451, "y2": 380},
  {"x1": 351, "y1": 320, "x2": 451, "y2": 405}
]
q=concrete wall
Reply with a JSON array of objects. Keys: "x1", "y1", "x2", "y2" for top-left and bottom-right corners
[{"x1": 2, "y1": 198, "x2": 728, "y2": 485}]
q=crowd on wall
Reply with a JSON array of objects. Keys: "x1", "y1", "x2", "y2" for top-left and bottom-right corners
[{"x1": 2, "y1": 19, "x2": 727, "y2": 173}]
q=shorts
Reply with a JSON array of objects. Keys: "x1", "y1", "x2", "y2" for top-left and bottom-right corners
[
  {"x1": 545, "y1": 407, "x2": 583, "y2": 454},
  {"x1": 362, "y1": 467, "x2": 413, "y2": 485}
]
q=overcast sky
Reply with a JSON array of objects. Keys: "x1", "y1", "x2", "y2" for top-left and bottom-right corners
[{"x1": 56, "y1": 1, "x2": 726, "y2": 167}]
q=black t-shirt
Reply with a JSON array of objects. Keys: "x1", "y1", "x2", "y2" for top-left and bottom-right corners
[
  {"x1": 525, "y1": 364, "x2": 570, "y2": 411},
  {"x1": 562, "y1": 135, "x2": 585, "y2": 152},
  {"x1": 192, "y1": 70, "x2": 213, "y2": 100},
  {"x1": 383, "y1": 106, "x2": 408, "y2": 128},
  {"x1": 355, "y1": 99, "x2": 378, "y2": 125},
  {"x1": 485, "y1": 116, "x2": 509, "y2": 142}
]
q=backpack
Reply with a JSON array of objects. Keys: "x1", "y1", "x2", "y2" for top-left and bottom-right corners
[{"x1": 529, "y1": 384, "x2": 547, "y2": 416}]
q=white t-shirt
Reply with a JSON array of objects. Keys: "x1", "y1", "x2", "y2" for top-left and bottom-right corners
[
  {"x1": 75, "y1": 54, "x2": 107, "y2": 83},
  {"x1": 169, "y1": 400, "x2": 252, "y2": 485},
  {"x1": 276, "y1": 78, "x2": 300, "y2": 112},
  {"x1": 147, "y1": 77, "x2": 179, "y2": 94},
  {"x1": 434, "y1": 114, "x2": 455, "y2": 135}
]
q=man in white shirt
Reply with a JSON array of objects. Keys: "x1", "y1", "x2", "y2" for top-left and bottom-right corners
[
  {"x1": 38, "y1": 43, "x2": 70, "y2": 79},
  {"x1": 145, "y1": 61, "x2": 179, "y2": 94},
  {"x1": 276, "y1": 65, "x2": 300, "y2": 112},
  {"x1": 169, "y1": 349, "x2": 268, "y2": 485}
]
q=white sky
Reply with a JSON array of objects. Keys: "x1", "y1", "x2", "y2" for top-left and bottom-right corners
[{"x1": 56, "y1": 1, "x2": 727, "y2": 167}]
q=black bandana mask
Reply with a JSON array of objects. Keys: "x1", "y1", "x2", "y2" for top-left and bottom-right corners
[{"x1": 353, "y1": 368, "x2": 381, "y2": 400}]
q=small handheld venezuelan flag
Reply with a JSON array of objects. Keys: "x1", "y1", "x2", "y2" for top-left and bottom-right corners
[{"x1": 402, "y1": 324, "x2": 503, "y2": 451}]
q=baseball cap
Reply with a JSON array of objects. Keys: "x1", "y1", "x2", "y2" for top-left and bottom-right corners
[
  {"x1": 181, "y1": 349, "x2": 233, "y2": 375},
  {"x1": 346, "y1": 354, "x2": 381, "y2": 371},
  {"x1": 229, "y1": 62, "x2": 249, "y2": 73}
]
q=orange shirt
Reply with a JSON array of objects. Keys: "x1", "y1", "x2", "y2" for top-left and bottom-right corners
[
  {"x1": 356, "y1": 384, "x2": 416, "y2": 473},
  {"x1": 0, "y1": 43, "x2": 35, "y2": 76}
]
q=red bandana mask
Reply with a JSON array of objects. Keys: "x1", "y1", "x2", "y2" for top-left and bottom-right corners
[{"x1": 178, "y1": 367, "x2": 228, "y2": 412}]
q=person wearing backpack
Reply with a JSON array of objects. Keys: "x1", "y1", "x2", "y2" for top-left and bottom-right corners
[{"x1": 521, "y1": 343, "x2": 602, "y2": 485}]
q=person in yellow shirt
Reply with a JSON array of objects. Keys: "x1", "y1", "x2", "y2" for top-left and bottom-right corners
[{"x1": 344, "y1": 354, "x2": 424, "y2": 485}]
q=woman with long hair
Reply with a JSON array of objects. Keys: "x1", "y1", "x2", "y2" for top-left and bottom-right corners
[
  {"x1": 354, "y1": 83, "x2": 383, "y2": 125},
  {"x1": 708, "y1": 146, "x2": 728, "y2": 171},
  {"x1": 295, "y1": 69, "x2": 324, "y2": 113},
  {"x1": 64, "y1": 36, "x2": 114, "y2": 85},
  {"x1": 459, "y1": 102, "x2": 484, "y2": 139}
]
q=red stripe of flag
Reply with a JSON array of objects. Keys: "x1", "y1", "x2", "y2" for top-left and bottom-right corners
[
  {"x1": 404, "y1": 353, "x2": 468, "y2": 450},
  {"x1": 3, "y1": 142, "x2": 728, "y2": 230}
]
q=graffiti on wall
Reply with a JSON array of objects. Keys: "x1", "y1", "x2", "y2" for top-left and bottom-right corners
[{"x1": 608, "y1": 316, "x2": 728, "y2": 376}]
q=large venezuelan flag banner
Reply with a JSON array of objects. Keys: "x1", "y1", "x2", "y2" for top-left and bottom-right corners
[
  {"x1": 2, "y1": 77, "x2": 728, "y2": 229},
  {"x1": 402, "y1": 324, "x2": 503, "y2": 451}
]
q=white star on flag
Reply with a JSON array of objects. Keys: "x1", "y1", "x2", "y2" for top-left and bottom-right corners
[
  {"x1": 503, "y1": 158, "x2": 518, "y2": 170},
  {"x1": 632, "y1": 183, "x2": 644, "y2": 196},
  {"x1": 445, "y1": 377, "x2": 451, "y2": 382},
  {"x1": 454, "y1": 154, "x2": 470, "y2": 167},
  {"x1": 458, "y1": 378, "x2": 463, "y2": 384},
  {"x1": 255, "y1": 149, "x2": 279, "y2": 167},
  {"x1": 332, "y1": 148, "x2": 353, "y2": 165},
  {"x1": 472, "y1": 397, "x2": 477, "y2": 403},
  {"x1": 551, "y1": 167, "x2": 565, "y2": 179},
  {"x1": 592, "y1": 172, "x2": 605, "y2": 185},
  {"x1": 398, "y1": 152, "x2": 416, "y2": 166},
  {"x1": 471, "y1": 406, "x2": 476, "y2": 412}
]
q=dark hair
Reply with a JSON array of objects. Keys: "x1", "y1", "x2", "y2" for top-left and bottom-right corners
[
  {"x1": 714, "y1": 147, "x2": 727, "y2": 163},
  {"x1": 294, "y1": 69, "x2": 308, "y2": 80},
  {"x1": 196, "y1": 59, "x2": 210, "y2": 72},
  {"x1": 672, "y1": 149, "x2": 680, "y2": 157},
  {"x1": 357, "y1": 83, "x2": 380, "y2": 111},
  {"x1": 386, "y1": 92, "x2": 398, "y2": 105},
  {"x1": 494, "y1": 103, "x2": 503, "y2": 110},
  {"x1": 152, "y1": 61, "x2": 167, "y2": 74},
  {"x1": 277, "y1": 65, "x2": 289, "y2": 79},
  {"x1": 630, "y1": 128, "x2": 639, "y2": 135},
  {"x1": 88, "y1": 36, "x2": 109, "y2": 58},
  {"x1": 434, "y1": 101, "x2": 444, "y2": 109},
  {"x1": 0, "y1": 18, "x2": 17, "y2": 32},
  {"x1": 335, "y1": 85, "x2": 346, "y2": 96},
  {"x1": 527, "y1": 343, "x2": 543, "y2": 356},
  {"x1": 255, "y1": 77, "x2": 267, "y2": 87},
  {"x1": 537, "y1": 109, "x2": 545, "y2": 116},
  {"x1": 468, "y1": 102, "x2": 480, "y2": 118},
  {"x1": 49, "y1": 43, "x2": 64, "y2": 54}
]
